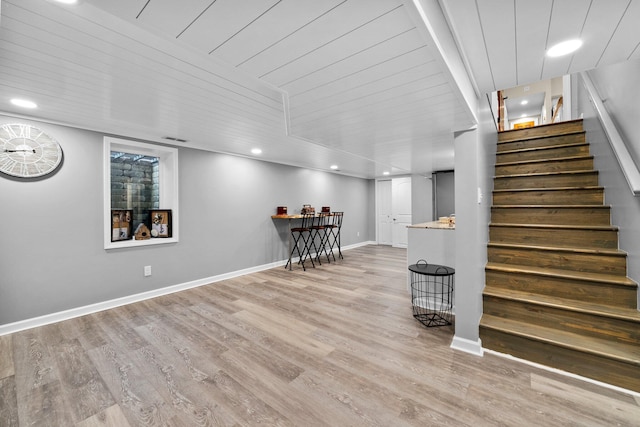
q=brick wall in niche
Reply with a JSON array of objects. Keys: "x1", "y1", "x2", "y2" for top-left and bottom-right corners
[{"x1": 111, "y1": 157, "x2": 159, "y2": 228}]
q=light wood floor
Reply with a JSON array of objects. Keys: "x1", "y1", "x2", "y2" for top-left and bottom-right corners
[{"x1": 1, "y1": 245, "x2": 639, "y2": 426}]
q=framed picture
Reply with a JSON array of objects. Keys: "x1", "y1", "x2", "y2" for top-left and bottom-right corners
[
  {"x1": 148, "y1": 209, "x2": 172, "y2": 238},
  {"x1": 111, "y1": 209, "x2": 133, "y2": 242}
]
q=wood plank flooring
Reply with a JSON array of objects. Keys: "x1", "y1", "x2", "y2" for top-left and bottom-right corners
[{"x1": 1, "y1": 245, "x2": 639, "y2": 426}]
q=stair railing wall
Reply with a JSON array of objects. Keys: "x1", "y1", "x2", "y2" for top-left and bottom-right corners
[{"x1": 580, "y1": 71, "x2": 640, "y2": 196}]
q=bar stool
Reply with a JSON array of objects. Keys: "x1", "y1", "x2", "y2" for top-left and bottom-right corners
[
  {"x1": 285, "y1": 213, "x2": 315, "y2": 271},
  {"x1": 310, "y1": 212, "x2": 332, "y2": 264},
  {"x1": 326, "y1": 212, "x2": 343, "y2": 260}
]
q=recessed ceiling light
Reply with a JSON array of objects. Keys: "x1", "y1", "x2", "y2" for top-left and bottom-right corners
[
  {"x1": 330, "y1": 165, "x2": 339, "y2": 170},
  {"x1": 547, "y1": 39, "x2": 582, "y2": 57},
  {"x1": 251, "y1": 148, "x2": 262, "y2": 155},
  {"x1": 521, "y1": 114, "x2": 527, "y2": 118},
  {"x1": 54, "y1": 0, "x2": 78, "y2": 4},
  {"x1": 10, "y1": 98, "x2": 38, "y2": 109},
  {"x1": 520, "y1": 100, "x2": 528, "y2": 105},
  {"x1": 383, "y1": 171, "x2": 390, "y2": 175}
]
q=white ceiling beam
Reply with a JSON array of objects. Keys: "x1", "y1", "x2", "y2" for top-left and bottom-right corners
[{"x1": 404, "y1": 0, "x2": 479, "y2": 128}]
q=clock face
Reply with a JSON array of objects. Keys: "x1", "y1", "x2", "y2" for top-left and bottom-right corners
[{"x1": 0, "y1": 123, "x2": 63, "y2": 178}]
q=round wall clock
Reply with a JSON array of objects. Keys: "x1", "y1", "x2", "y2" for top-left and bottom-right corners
[{"x1": 0, "y1": 123, "x2": 63, "y2": 178}]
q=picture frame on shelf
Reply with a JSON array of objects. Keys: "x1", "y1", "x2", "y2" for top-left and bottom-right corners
[
  {"x1": 148, "y1": 209, "x2": 172, "y2": 238},
  {"x1": 111, "y1": 209, "x2": 133, "y2": 242}
]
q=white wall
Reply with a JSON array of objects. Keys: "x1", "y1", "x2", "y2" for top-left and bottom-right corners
[
  {"x1": 451, "y1": 95, "x2": 495, "y2": 354},
  {"x1": 0, "y1": 115, "x2": 373, "y2": 326},
  {"x1": 588, "y1": 59, "x2": 640, "y2": 167},
  {"x1": 503, "y1": 77, "x2": 564, "y2": 126}
]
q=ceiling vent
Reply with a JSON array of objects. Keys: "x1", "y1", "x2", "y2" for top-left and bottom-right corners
[{"x1": 162, "y1": 136, "x2": 188, "y2": 143}]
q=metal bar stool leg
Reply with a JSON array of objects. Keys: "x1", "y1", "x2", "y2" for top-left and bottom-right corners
[
  {"x1": 327, "y1": 212, "x2": 343, "y2": 261},
  {"x1": 298, "y1": 228, "x2": 315, "y2": 270},
  {"x1": 286, "y1": 213, "x2": 315, "y2": 271},
  {"x1": 286, "y1": 228, "x2": 304, "y2": 270},
  {"x1": 318, "y1": 226, "x2": 331, "y2": 263},
  {"x1": 336, "y1": 225, "x2": 343, "y2": 259},
  {"x1": 309, "y1": 224, "x2": 323, "y2": 266},
  {"x1": 311, "y1": 213, "x2": 331, "y2": 264}
]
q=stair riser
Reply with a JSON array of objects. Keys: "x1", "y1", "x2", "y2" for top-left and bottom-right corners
[
  {"x1": 489, "y1": 226, "x2": 618, "y2": 249},
  {"x1": 492, "y1": 189, "x2": 604, "y2": 205},
  {"x1": 487, "y1": 246, "x2": 627, "y2": 275},
  {"x1": 497, "y1": 132, "x2": 585, "y2": 152},
  {"x1": 498, "y1": 120, "x2": 584, "y2": 143},
  {"x1": 489, "y1": 119, "x2": 640, "y2": 395},
  {"x1": 493, "y1": 173, "x2": 598, "y2": 190},
  {"x1": 480, "y1": 326, "x2": 640, "y2": 393},
  {"x1": 490, "y1": 207, "x2": 611, "y2": 226},
  {"x1": 495, "y1": 157, "x2": 594, "y2": 176},
  {"x1": 483, "y1": 296, "x2": 640, "y2": 345},
  {"x1": 485, "y1": 269, "x2": 638, "y2": 308},
  {"x1": 496, "y1": 144, "x2": 590, "y2": 164}
]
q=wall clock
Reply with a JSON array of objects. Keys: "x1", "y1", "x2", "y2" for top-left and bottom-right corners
[{"x1": 0, "y1": 123, "x2": 63, "y2": 178}]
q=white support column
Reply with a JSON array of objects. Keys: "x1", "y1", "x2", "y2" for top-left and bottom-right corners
[
  {"x1": 450, "y1": 96, "x2": 496, "y2": 356},
  {"x1": 450, "y1": 128, "x2": 484, "y2": 356}
]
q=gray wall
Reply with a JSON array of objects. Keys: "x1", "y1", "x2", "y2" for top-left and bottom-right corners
[
  {"x1": 434, "y1": 170, "x2": 455, "y2": 219},
  {"x1": 411, "y1": 173, "x2": 433, "y2": 224},
  {"x1": 576, "y1": 73, "x2": 640, "y2": 306},
  {"x1": 0, "y1": 115, "x2": 373, "y2": 325}
]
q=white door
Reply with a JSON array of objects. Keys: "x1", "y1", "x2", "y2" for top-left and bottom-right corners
[
  {"x1": 376, "y1": 180, "x2": 392, "y2": 245},
  {"x1": 392, "y1": 177, "x2": 412, "y2": 248}
]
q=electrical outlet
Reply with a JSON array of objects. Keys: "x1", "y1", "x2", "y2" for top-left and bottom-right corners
[
  {"x1": 144, "y1": 265, "x2": 152, "y2": 277},
  {"x1": 357, "y1": 231, "x2": 360, "y2": 237}
]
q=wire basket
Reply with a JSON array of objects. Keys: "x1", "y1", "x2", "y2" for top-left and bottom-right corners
[{"x1": 409, "y1": 260, "x2": 455, "y2": 327}]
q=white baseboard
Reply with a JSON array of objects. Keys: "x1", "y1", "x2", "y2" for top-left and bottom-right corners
[
  {"x1": 0, "y1": 242, "x2": 374, "y2": 336},
  {"x1": 450, "y1": 335, "x2": 484, "y2": 356},
  {"x1": 483, "y1": 348, "x2": 640, "y2": 397}
]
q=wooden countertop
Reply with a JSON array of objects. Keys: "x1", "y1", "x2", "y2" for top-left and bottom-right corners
[
  {"x1": 271, "y1": 214, "x2": 303, "y2": 219},
  {"x1": 408, "y1": 220, "x2": 455, "y2": 230},
  {"x1": 272, "y1": 213, "x2": 334, "y2": 219}
]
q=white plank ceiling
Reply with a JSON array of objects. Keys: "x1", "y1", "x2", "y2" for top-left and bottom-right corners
[
  {"x1": 0, "y1": 0, "x2": 638, "y2": 178},
  {"x1": 441, "y1": 0, "x2": 640, "y2": 95}
]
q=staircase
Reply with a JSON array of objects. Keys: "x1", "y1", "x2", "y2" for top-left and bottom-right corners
[{"x1": 480, "y1": 119, "x2": 640, "y2": 393}]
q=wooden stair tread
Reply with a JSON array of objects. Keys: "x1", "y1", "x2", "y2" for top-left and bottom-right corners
[
  {"x1": 496, "y1": 155, "x2": 593, "y2": 167},
  {"x1": 487, "y1": 242, "x2": 625, "y2": 256},
  {"x1": 498, "y1": 130, "x2": 586, "y2": 145},
  {"x1": 497, "y1": 142, "x2": 589, "y2": 156},
  {"x1": 485, "y1": 262, "x2": 637, "y2": 287},
  {"x1": 481, "y1": 314, "x2": 640, "y2": 366},
  {"x1": 494, "y1": 170, "x2": 597, "y2": 179},
  {"x1": 482, "y1": 287, "x2": 640, "y2": 323},
  {"x1": 497, "y1": 130, "x2": 585, "y2": 144},
  {"x1": 492, "y1": 204, "x2": 610, "y2": 209},
  {"x1": 489, "y1": 222, "x2": 618, "y2": 231},
  {"x1": 498, "y1": 119, "x2": 584, "y2": 138},
  {"x1": 493, "y1": 186, "x2": 603, "y2": 193},
  {"x1": 499, "y1": 119, "x2": 583, "y2": 132}
]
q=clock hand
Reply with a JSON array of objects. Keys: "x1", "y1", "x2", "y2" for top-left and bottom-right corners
[{"x1": 4, "y1": 149, "x2": 36, "y2": 153}]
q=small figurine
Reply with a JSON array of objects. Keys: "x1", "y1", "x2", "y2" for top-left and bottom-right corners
[{"x1": 134, "y1": 223, "x2": 151, "y2": 240}]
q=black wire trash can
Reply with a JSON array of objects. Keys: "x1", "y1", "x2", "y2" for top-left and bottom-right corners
[{"x1": 408, "y1": 260, "x2": 455, "y2": 327}]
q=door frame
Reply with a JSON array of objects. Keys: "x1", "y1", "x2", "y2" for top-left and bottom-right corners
[{"x1": 375, "y1": 178, "x2": 392, "y2": 245}]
